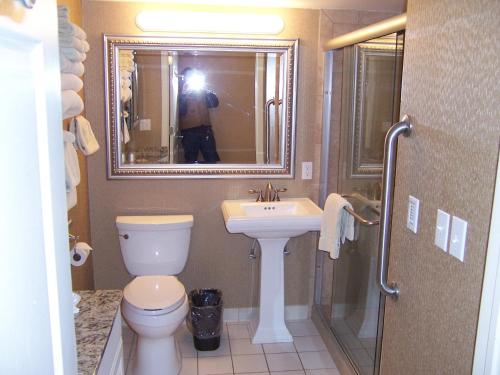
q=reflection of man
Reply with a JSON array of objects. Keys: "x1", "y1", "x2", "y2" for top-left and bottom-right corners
[{"x1": 178, "y1": 67, "x2": 220, "y2": 163}]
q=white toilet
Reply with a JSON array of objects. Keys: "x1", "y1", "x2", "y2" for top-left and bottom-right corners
[{"x1": 116, "y1": 215, "x2": 194, "y2": 375}]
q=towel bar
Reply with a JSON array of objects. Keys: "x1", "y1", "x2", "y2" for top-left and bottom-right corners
[
  {"x1": 341, "y1": 194, "x2": 380, "y2": 226},
  {"x1": 343, "y1": 206, "x2": 380, "y2": 226}
]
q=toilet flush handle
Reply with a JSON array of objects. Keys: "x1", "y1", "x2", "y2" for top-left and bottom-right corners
[{"x1": 119, "y1": 234, "x2": 129, "y2": 240}]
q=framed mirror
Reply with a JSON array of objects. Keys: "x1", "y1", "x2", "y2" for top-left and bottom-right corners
[
  {"x1": 344, "y1": 34, "x2": 403, "y2": 178},
  {"x1": 104, "y1": 36, "x2": 298, "y2": 179}
]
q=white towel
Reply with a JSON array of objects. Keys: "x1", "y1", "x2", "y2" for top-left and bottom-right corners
[
  {"x1": 58, "y1": 22, "x2": 87, "y2": 40},
  {"x1": 70, "y1": 116, "x2": 100, "y2": 156},
  {"x1": 61, "y1": 73, "x2": 83, "y2": 92},
  {"x1": 58, "y1": 36, "x2": 88, "y2": 53},
  {"x1": 120, "y1": 87, "x2": 132, "y2": 102},
  {"x1": 318, "y1": 193, "x2": 355, "y2": 259},
  {"x1": 60, "y1": 47, "x2": 86, "y2": 62},
  {"x1": 60, "y1": 55, "x2": 85, "y2": 76},
  {"x1": 63, "y1": 130, "x2": 80, "y2": 191},
  {"x1": 61, "y1": 90, "x2": 84, "y2": 119},
  {"x1": 121, "y1": 116, "x2": 130, "y2": 144}
]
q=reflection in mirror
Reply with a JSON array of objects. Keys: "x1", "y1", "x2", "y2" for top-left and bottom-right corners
[
  {"x1": 343, "y1": 33, "x2": 403, "y2": 178},
  {"x1": 105, "y1": 37, "x2": 298, "y2": 178}
]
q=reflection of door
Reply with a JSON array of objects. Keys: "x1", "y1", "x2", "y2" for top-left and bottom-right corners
[
  {"x1": 0, "y1": 0, "x2": 76, "y2": 372},
  {"x1": 168, "y1": 54, "x2": 181, "y2": 163}
]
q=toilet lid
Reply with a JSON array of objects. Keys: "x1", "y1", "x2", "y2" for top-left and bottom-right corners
[{"x1": 124, "y1": 275, "x2": 186, "y2": 314}]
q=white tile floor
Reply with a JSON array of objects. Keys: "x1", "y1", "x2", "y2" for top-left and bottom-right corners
[{"x1": 122, "y1": 320, "x2": 341, "y2": 375}]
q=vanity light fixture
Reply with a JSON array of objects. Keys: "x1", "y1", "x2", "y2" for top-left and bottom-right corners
[{"x1": 135, "y1": 10, "x2": 284, "y2": 34}]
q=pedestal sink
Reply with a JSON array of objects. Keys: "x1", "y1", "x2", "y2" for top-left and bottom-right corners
[{"x1": 221, "y1": 198, "x2": 322, "y2": 343}]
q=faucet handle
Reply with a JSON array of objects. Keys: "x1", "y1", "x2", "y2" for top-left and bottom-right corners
[
  {"x1": 248, "y1": 188, "x2": 264, "y2": 202},
  {"x1": 273, "y1": 187, "x2": 287, "y2": 201}
]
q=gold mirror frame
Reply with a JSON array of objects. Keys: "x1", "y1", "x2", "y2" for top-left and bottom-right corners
[{"x1": 104, "y1": 35, "x2": 298, "y2": 179}]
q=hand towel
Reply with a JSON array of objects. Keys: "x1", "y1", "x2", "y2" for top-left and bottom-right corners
[
  {"x1": 60, "y1": 55, "x2": 85, "y2": 76},
  {"x1": 63, "y1": 130, "x2": 80, "y2": 191},
  {"x1": 61, "y1": 90, "x2": 84, "y2": 120},
  {"x1": 318, "y1": 193, "x2": 355, "y2": 259},
  {"x1": 70, "y1": 116, "x2": 100, "y2": 156},
  {"x1": 61, "y1": 73, "x2": 83, "y2": 92},
  {"x1": 121, "y1": 117, "x2": 130, "y2": 144}
]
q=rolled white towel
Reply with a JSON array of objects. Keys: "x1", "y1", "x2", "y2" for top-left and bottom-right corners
[
  {"x1": 58, "y1": 36, "x2": 87, "y2": 53},
  {"x1": 58, "y1": 22, "x2": 87, "y2": 40},
  {"x1": 119, "y1": 56, "x2": 134, "y2": 66},
  {"x1": 61, "y1": 90, "x2": 84, "y2": 120},
  {"x1": 70, "y1": 116, "x2": 100, "y2": 156},
  {"x1": 120, "y1": 77, "x2": 131, "y2": 87},
  {"x1": 60, "y1": 55, "x2": 85, "y2": 76},
  {"x1": 61, "y1": 73, "x2": 83, "y2": 92},
  {"x1": 120, "y1": 87, "x2": 132, "y2": 102},
  {"x1": 60, "y1": 47, "x2": 86, "y2": 63},
  {"x1": 57, "y1": 5, "x2": 69, "y2": 19},
  {"x1": 119, "y1": 50, "x2": 134, "y2": 58},
  {"x1": 63, "y1": 130, "x2": 80, "y2": 191},
  {"x1": 121, "y1": 118, "x2": 130, "y2": 144}
]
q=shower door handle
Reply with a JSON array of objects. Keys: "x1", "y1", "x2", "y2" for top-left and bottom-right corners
[{"x1": 376, "y1": 114, "x2": 412, "y2": 300}]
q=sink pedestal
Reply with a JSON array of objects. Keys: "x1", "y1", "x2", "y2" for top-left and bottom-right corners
[{"x1": 249, "y1": 238, "x2": 293, "y2": 344}]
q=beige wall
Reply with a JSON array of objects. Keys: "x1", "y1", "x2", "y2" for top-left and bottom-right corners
[
  {"x1": 59, "y1": 0, "x2": 94, "y2": 291},
  {"x1": 83, "y1": 2, "x2": 322, "y2": 307},
  {"x1": 381, "y1": 0, "x2": 500, "y2": 373}
]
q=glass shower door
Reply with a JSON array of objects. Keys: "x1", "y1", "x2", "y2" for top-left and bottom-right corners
[{"x1": 316, "y1": 31, "x2": 404, "y2": 375}]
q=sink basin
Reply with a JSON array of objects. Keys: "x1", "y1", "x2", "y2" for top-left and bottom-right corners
[
  {"x1": 221, "y1": 198, "x2": 322, "y2": 239},
  {"x1": 221, "y1": 197, "x2": 323, "y2": 344}
]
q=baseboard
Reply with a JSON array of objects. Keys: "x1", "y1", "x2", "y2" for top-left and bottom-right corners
[{"x1": 223, "y1": 305, "x2": 309, "y2": 322}]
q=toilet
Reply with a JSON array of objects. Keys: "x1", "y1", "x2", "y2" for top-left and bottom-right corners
[{"x1": 116, "y1": 215, "x2": 194, "y2": 375}]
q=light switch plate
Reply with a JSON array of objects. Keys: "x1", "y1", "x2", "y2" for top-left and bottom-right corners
[
  {"x1": 139, "y1": 119, "x2": 151, "y2": 131},
  {"x1": 434, "y1": 209, "x2": 450, "y2": 252},
  {"x1": 449, "y1": 216, "x2": 468, "y2": 262},
  {"x1": 302, "y1": 161, "x2": 313, "y2": 180},
  {"x1": 407, "y1": 195, "x2": 420, "y2": 233}
]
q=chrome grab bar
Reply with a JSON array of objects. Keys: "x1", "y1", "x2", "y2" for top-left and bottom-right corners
[
  {"x1": 341, "y1": 193, "x2": 380, "y2": 226},
  {"x1": 377, "y1": 114, "x2": 412, "y2": 299},
  {"x1": 265, "y1": 98, "x2": 282, "y2": 164}
]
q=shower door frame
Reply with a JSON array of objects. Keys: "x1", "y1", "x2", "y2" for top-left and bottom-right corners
[{"x1": 315, "y1": 48, "x2": 389, "y2": 375}]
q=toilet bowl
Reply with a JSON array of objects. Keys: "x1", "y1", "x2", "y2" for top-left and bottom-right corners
[
  {"x1": 116, "y1": 215, "x2": 194, "y2": 375},
  {"x1": 122, "y1": 275, "x2": 189, "y2": 375}
]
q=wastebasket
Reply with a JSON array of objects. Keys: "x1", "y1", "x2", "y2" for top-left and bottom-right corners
[{"x1": 187, "y1": 289, "x2": 223, "y2": 351}]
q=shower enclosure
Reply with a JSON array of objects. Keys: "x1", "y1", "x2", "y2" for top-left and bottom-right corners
[{"x1": 315, "y1": 31, "x2": 404, "y2": 375}]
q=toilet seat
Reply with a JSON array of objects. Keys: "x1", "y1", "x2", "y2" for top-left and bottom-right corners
[{"x1": 124, "y1": 275, "x2": 186, "y2": 316}]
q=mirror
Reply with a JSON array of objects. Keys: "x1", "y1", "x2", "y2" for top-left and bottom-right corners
[
  {"x1": 104, "y1": 36, "x2": 298, "y2": 178},
  {"x1": 343, "y1": 34, "x2": 403, "y2": 178}
]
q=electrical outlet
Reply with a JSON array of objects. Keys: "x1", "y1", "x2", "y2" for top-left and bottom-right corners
[
  {"x1": 407, "y1": 195, "x2": 420, "y2": 233},
  {"x1": 302, "y1": 162, "x2": 312, "y2": 180}
]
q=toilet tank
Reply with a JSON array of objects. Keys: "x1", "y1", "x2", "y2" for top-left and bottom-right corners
[{"x1": 116, "y1": 215, "x2": 194, "y2": 276}]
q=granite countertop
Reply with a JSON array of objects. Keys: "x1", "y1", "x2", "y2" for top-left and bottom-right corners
[{"x1": 75, "y1": 290, "x2": 123, "y2": 375}]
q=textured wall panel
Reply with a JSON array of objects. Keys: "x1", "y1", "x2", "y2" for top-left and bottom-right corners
[{"x1": 380, "y1": 1, "x2": 500, "y2": 374}]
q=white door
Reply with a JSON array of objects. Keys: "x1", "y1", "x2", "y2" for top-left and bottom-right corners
[{"x1": 0, "y1": 0, "x2": 76, "y2": 374}]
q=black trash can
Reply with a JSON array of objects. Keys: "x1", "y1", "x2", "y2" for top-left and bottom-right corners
[{"x1": 187, "y1": 289, "x2": 223, "y2": 351}]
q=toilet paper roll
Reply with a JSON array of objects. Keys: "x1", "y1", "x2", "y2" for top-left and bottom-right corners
[{"x1": 70, "y1": 242, "x2": 92, "y2": 267}]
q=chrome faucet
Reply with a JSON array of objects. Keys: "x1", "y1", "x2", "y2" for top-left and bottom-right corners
[{"x1": 249, "y1": 182, "x2": 287, "y2": 202}]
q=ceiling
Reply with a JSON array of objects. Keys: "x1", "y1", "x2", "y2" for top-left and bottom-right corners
[{"x1": 88, "y1": 0, "x2": 406, "y2": 13}]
